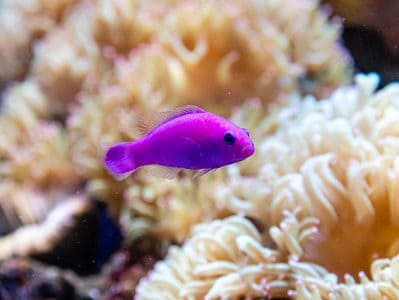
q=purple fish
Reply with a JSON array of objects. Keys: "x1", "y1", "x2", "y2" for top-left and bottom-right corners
[{"x1": 104, "y1": 105, "x2": 255, "y2": 179}]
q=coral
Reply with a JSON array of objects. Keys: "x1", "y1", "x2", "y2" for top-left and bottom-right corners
[
  {"x1": 65, "y1": 0, "x2": 351, "y2": 219},
  {"x1": 30, "y1": 0, "x2": 171, "y2": 116},
  {"x1": 91, "y1": 0, "x2": 172, "y2": 53},
  {"x1": 156, "y1": 0, "x2": 350, "y2": 103},
  {"x1": 0, "y1": 81, "x2": 87, "y2": 258},
  {"x1": 0, "y1": 81, "x2": 50, "y2": 149},
  {"x1": 0, "y1": 0, "x2": 352, "y2": 231},
  {"x1": 0, "y1": 102, "x2": 91, "y2": 272},
  {"x1": 215, "y1": 74, "x2": 399, "y2": 278},
  {"x1": 28, "y1": 0, "x2": 350, "y2": 116},
  {"x1": 0, "y1": 121, "x2": 75, "y2": 187},
  {"x1": 121, "y1": 174, "x2": 232, "y2": 243},
  {"x1": 132, "y1": 73, "x2": 399, "y2": 298},
  {"x1": 0, "y1": 182, "x2": 59, "y2": 234},
  {"x1": 0, "y1": 0, "x2": 362, "y2": 297},
  {"x1": 0, "y1": 0, "x2": 79, "y2": 81},
  {"x1": 0, "y1": 81, "x2": 78, "y2": 187},
  {"x1": 30, "y1": 1, "x2": 106, "y2": 115},
  {"x1": 136, "y1": 212, "x2": 399, "y2": 299},
  {"x1": 135, "y1": 214, "x2": 321, "y2": 299},
  {"x1": 294, "y1": 257, "x2": 399, "y2": 299},
  {"x1": 0, "y1": 195, "x2": 90, "y2": 259}
]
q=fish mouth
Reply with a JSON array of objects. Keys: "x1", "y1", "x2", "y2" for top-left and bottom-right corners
[{"x1": 242, "y1": 144, "x2": 255, "y2": 157}]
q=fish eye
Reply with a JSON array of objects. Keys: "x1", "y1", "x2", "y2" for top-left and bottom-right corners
[{"x1": 224, "y1": 132, "x2": 236, "y2": 145}]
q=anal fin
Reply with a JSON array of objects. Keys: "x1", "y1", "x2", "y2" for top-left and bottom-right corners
[{"x1": 146, "y1": 165, "x2": 181, "y2": 179}]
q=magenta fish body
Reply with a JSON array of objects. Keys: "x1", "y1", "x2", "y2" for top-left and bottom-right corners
[{"x1": 104, "y1": 106, "x2": 255, "y2": 179}]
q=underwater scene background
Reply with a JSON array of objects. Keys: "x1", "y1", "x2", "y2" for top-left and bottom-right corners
[{"x1": 0, "y1": 0, "x2": 398, "y2": 299}]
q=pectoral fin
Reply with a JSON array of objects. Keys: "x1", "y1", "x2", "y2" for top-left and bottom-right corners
[
  {"x1": 193, "y1": 168, "x2": 216, "y2": 178},
  {"x1": 113, "y1": 171, "x2": 134, "y2": 181}
]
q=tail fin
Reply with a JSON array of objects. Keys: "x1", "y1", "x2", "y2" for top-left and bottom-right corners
[{"x1": 104, "y1": 142, "x2": 136, "y2": 180}]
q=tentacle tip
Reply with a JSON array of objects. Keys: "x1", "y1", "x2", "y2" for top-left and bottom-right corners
[{"x1": 289, "y1": 255, "x2": 299, "y2": 263}]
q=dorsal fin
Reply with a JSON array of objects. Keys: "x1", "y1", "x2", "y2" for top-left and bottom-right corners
[{"x1": 137, "y1": 105, "x2": 206, "y2": 136}]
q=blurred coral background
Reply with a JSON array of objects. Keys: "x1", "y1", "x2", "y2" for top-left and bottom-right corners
[{"x1": 0, "y1": 0, "x2": 398, "y2": 299}]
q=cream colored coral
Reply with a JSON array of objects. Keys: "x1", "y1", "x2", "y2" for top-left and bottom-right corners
[
  {"x1": 0, "y1": 195, "x2": 90, "y2": 258},
  {"x1": 294, "y1": 257, "x2": 399, "y2": 299},
  {"x1": 136, "y1": 188, "x2": 399, "y2": 300},
  {"x1": 122, "y1": 172, "x2": 231, "y2": 243},
  {"x1": 1, "y1": 0, "x2": 351, "y2": 182},
  {"x1": 30, "y1": 0, "x2": 172, "y2": 116},
  {"x1": 0, "y1": 81, "x2": 82, "y2": 240},
  {"x1": 212, "y1": 74, "x2": 399, "y2": 278},
  {"x1": 0, "y1": 182, "x2": 57, "y2": 231},
  {"x1": 2, "y1": 2, "x2": 399, "y2": 299},
  {"x1": 0, "y1": 81, "x2": 50, "y2": 148},
  {"x1": 0, "y1": 81, "x2": 77, "y2": 187},
  {"x1": 92, "y1": 0, "x2": 172, "y2": 52},
  {"x1": 26, "y1": 0, "x2": 350, "y2": 115},
  {"x1": 0, "y1": 0, "x2": 359, "y2": 293},
  {"x1": 30, "y1": 0, "x2": 105, "y2": 115},
  {"x1": 158, "y1": 0, "x2": 350, "y2": 103},
  {"x1": 65, "y1": 0, "x2": 351, "y2": 224},
  {"x1": 135, "y1": 213, "x2": 320, "y2": 299},
  {"x1": 0, "y1": 0, "x2": 79, "y2": 81},
  {"x1": 134, "y1": 73, "x2": 399, "y2": 296},
  {"x1": 0, "y1": 0, "x2": 351, "y2": 229}
]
